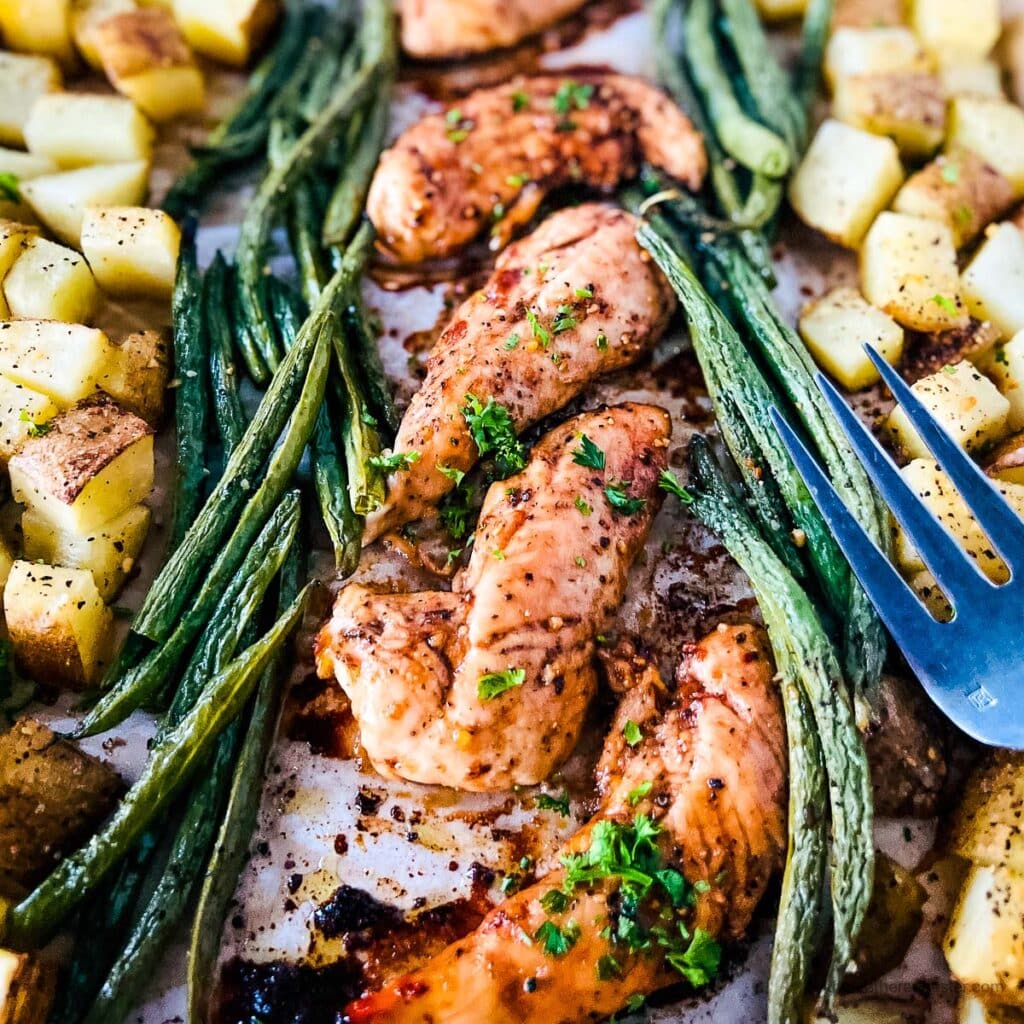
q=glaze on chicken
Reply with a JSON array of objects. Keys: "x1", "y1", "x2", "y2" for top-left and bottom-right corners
[
  {"x1": 344, "y1": 624, "x2": 788, "y2": 1023},
  {"x1": 316, "y1": 403, "x2": 671, "y2": 790},
  {"x1": 363, "y1": 204, "x2": 674, "y2": 543},
  {"x1": 366, "y1": 74, "x2": 707, "y2": 264}
]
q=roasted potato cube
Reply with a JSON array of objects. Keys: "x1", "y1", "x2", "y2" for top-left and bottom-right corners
[
  {"x1": 798, "y1": 287, "x2": 904, "y2": 390},
  {"x1": 0, "y1": 320, "x2": 112, "y2": 406},
  {"x1": 24, "y1": 92, "x2": 154, "y2": 169},
  {"x1": 945, "y1": 864, "x2": 1024, "y2": 1005},
  {"x1": 886, "y1": 362, "x2": 1010, "y2": 460},
  {"x1": 861, "y1": 212, "x2": 966, "y2": 332},
  {"x1": 8, "y1": 398, "x2": 153, "y2": 534},
  {"x1": 99, "y1": 328, "x2": 169, "y2": 423},
  {"x1": 1006, "y1": 15, "x2": 1024, "y2": 108},
  {"x1": 986, "y1": 432, "x2": 1024, "y2": 484},
  {"x1": 959, "y1": 996, "x2": 1024, "y2": 1024},
  {"x1": 0, "y1": 948, "x2": 55, "y2": 1023},
  {"x1": 951, "y1": 751, "x2": 1024, "y2": 873},
  {"x1": 962, "y1": 224, "x2": 1024, "y2": 340},
  {"x1": 0, "y1": 718, "x2": 121, "y2": 892},
  {"x1": 947, "y1": 96, "x2": 1024, "y2": 197},
  {"x1": 0, "y1": 222, "x2": 39, "y2": 319},
  {"x1": 0, "y1": 375, "x2": 58, "y2": 461},
  {"x1": 892, "y1": 150, "x2": 1015, "y2": 249},
  {"x1": 824, "y1": 27, "x2": 931, "y2": 90},
  {"x1": 902, "y1": 317, "x2": 1001, "y2": 382},
  {"x1": 71, "y1": 0, "x2": 138, "y2": 68},
  {"x1": 0, "y1": 150, "x2": 57, "y2": 183},
  {"x1": 0, "y1": 53, "x2": 61, "y2": 149},
  {"x1": 2, "y1": 236, "x2": 99, "y2": 323},
  {"x1": 81, "y1": 205, "x2": 179, "y2": 297},
  {"x1": 789, "y1": 120, "x2": 904, "y2": 250},
  {"x1": 909, "y1": 569, "x2": 953, "y2": 620},
  {"x1": 911, "y1": 0, "x2": 999, "y2": 62},
  {"x1": 893, "y1": 457, "x2": 1023, "y2": 582},
  {"x1": 172, "y1": 0, "x2": 280, "y2": 67},
  {"x1": 833, "y1": 72, "x2": 945, "y2": 159},
  {"x1": 938, "y1": 60, "x2": 1003, "y2": 99},
  {"x1": 983, "y1": 333, "x2": 1024, "y2": 432},
  {"x1": 753, "y1": 0, "x2": 806, "y2": 19},
  {"x1": 4, "y1": 562, "x2": 113, "y2": 688},
  {"x1": 0, "y1": 0, "x2": 75, "y2": 66},
  {"x1": 20, "y1": 161, "x2": 148, "y2": 249},
  {"x1": 23, "y1": 502, "x2": 150, "y2": 601},
  {"x1": 832, "y1": 0, "x2": 907, "y2": 28}
]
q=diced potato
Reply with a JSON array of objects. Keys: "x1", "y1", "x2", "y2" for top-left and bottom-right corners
[
  {"x1": 951, "y1": 752, "x2": 1024, "y2": 873},
  {"x1": 71, "y1": 0, "x2": 138, "y2": 68},
  {"x1": 962, "y1": 224, "x2": 1024, "y2": 340},
  {"x1": 789, "y1": 120, "x2": 904, "y2": 249},
  {"x1": 3, "y1": 236, "x2": 99, "y2": 324},
  {"x1": 824, "y1": 27, "x2": 931, "y2": 91},
  {"x1": 0, "y1": 53, "x2": 62, "y2": 148},
  {"x1": 1005, "y1": 15, "x2": 1024, "y2": 108},
  {"x1": 904, "y1": 317, "x2": 1001, "y2": 381},
  {"x1": 982, "y1": 333, "x2": 1024, "y2": 433},
  {"x1": 95, "y1": 8, "x2": 204, "y2": 121},
  {"x1": 0, "y1": 320, "x2": 113, "y2": 406},
  {"x1": 0, "y1": 200, "x2": 37, "y2": 227},
  {"x1": 753, "y1": 0, "x2": 806, "y2": 19},
  {"x1": 959, "y1": 996, "x2": 1024, "y2": 1024},
  {"x1": 886, "y1": 362, "x2": 1010, "y2": 459},
  {"x1": 892, "y1": 150, "x2": 1015, "y2": 249},
  {"x1": 945, "y1": 864, "x2": 1024, "y2": 1005},
  {"x1": 938, "y1": 61, "x2": 1003, "y2": 99},
  {"x1": 893, "y1": 457, "x2": 1023, "y2": 583},
  {"x1": 0, "y1": 375, "x2": 59, "y2": 461},
  {"x1": 172, "y1": 0, "x2": 280, "y2": 67},
  {"x1": 99, "y1": 328, "x2": 169, "y2": 423},
  {"x1": 0, "y1": 718, "x2": 122, "y2": 891},
  {"x1": 798, "y1": 287, "x2": 904, "y2": 390},
  {"x1": 861, "y1": 212, "x2": 966, "y2": 332},
  {"x1": 0, "y1": 149, "x2": 58, "y2": 182},
  {"x1": 20, "y1": 161, "x2": 148, "y2": 249},
  {"x1": 910, "y1": 0, "x2": 999, "y2": 62},
  {"x1": 81, "y1": 205, "x2": 180, "y2": 297},
  {"x1": 24, "y1": 92, "x2": 154, "y2": 169},
  {"x1": 947, "y1": 96, "x2": 1024, "y2": 197},
  {"x1": 833, "y1": 72, "x2": 945, "y2": 159},
  {"x1": 24, "y1": 502, "x2": 150, "y2": 600},
  {"x1": 0, "y1": 949, "x2": 55, "y2": 1023},
  {"x1": 0, "y1": 221, "x2": 39, "y2": 318},
  {"x1": 8, "y1": 397, "x2": 154, "y2": 534},
  {"x1": 986, "y1": 432, "x2": 1024, "y2": 485},
  {"x1": 832, "y1": 0, "x2": 907, "y2": 28},
  {"x1": 4, "y1": 561, "x2": 113, "y2": 688},
  {"x1": 0, "y1": 0, "x2": 75, "y2": 66},
  {"x1": 908, "y1": 570, "x2": 953, "y2": 620}
]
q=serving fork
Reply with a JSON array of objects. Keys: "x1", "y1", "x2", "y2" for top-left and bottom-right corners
[{"x1": 770, "y1": 346, "x2": 1024, "y2": 749}]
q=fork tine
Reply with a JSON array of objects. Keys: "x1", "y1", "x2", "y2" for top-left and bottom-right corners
[
  {"x1": 812, "y1": 368, "x2": 993, "y2": 600},
  {"x1": 867, "y1": 347, "x2": 1024, "y2": 577},
  {"x1": 770, "y1": 407, "x2": 938, "y2": 649}
]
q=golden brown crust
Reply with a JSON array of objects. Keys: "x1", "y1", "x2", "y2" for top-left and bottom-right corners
[{"x1": 95, "y1": 7, "x2": 195, "y2": 79}]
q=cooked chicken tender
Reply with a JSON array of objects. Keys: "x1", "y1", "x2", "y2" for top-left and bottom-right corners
[
  {"x1": 363, "y1": 204, "x2": 674, "y2": 543},
  {"x1": 343, "y1": 625, "x2": 787, "y2": 1023},
  {"x1": 400, "y1": 0, "x2": 590, "y2": 59},
  {"x1": 366, "y1": 74, "x2": 707, "y2": 263},
  {"x1": 316, "y1": 403, "x2": 670, "y2": 790}
]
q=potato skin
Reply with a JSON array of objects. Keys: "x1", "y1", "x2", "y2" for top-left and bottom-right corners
[
  {"x1": 832, "y1": 0, "x2": 907, "y2": 28},
  {"x1": 95, "y1": 7, "x2": 194, "y2": 80},
  {"x1": 102, "y1": 330, "x2": 170, "y2": 426},
  {"x1": 0, "y1": 718, "x2": 121, "y2": 897}
]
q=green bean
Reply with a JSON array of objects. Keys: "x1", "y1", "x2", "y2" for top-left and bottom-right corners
[
  {"x1": 169, "y1": 220, "x2": 210, "y2": 553},
  {"x1": 796, "y1": 0, "x2": 836, "y2": 136},
  {"x1": 343, "y1": 294, "x2": 399, "y2": 438},
  {"x1": 187, "y1": 540, "x2": 304, "y2": 1022},
  {"x1": 684, "y1": 0, "x2": 791, "y2": 179},
  {"x1": 2, "y1": 586, "x2": 310, "y2": 951},
  {"x1": 229, "y1": 260, "x2": 271, "y2": 385},
  {"x1": 205, "y1": 253, "x2": 247, "y2": 454}
]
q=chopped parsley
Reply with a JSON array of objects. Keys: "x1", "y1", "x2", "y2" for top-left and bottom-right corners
[
  {"x1": 941, "y1": 161, "x2": 960, "y2": 184},
  {"x1": 512, "y1": 89, "x2": 530, "y2": 112},
  {"x1": 438, "y1": 462, "x2": 466, "y2": 485},
  {"x1": 574, "y1": 555, "x2": 587, "y2": 567},
  {"x1": 439, "y1": 480, "x2": 475, "y2": 539},
  {"x1": 477, "y1": 667, "x2": 526, "y2": 701},
  {"x1": 597, "y1": 954, "x2": 622, "y2": 981},
  {"x1": 0, "y1": 172, "x2": 19, "y2": 202},
  {"x1": 525, "y1": 309, "x2": 551, "y2": 348},
  {"x1": 627, "y1": 781, "x2": 653, "y2": 805},
  {"x1": 19, "y1": 410, "x2": 52, "y2": 438},
  {"x1": 572, "y1": 434, "x2": 605, "y2": 470},
  {"x1": 596, "y1": 331, "x2": 609, "y2": 351},
  {"x1": 605, "y1": 482, "x2": 646, "y2": 516},
  {"x1": 537, "y1": 791, "x2": 571, "y2": 816},
  {"x1": 492, "y1": 547, "x2": 505, "y2": 560},
  {"x1": 574, "y1": 495, "x2": 592, "y2": 516},
  {"x1": 534, "y1": 919, "x2": 581, "y2": 956},
  {"x1": 552, "y1": 304, "x2": 578, "y2": 334},
  {"x1": 368, "y1": 450, "x2": 421, "y2": 473},
  {"x1": 506, "y1": 172, "x2": 530, "y2": 188},
  {"x1": 501, "y1": 873, "x2": 523, "y2": 895},
  {"x1": 462, "y1": 393, "x2": 527, "y2": 478},
  {"x1": 623, "y1": 720, "x2": 643, "y2": 746},
  {"x1": 444, "y1": 108, "x2": 474, "y2": 143},
  {"x1": 664, "y1": 927, "x2": 722, "y2": 987},
  {"x1": 574, "y1": 286, "x2": 594, "y2": 299},
  {"x1": 658, "y1": 469, "x2": 693, "y2": 504},
  {"x1": 552, "y1": 79, "x2": 594, "y2": 115},
  {"x1": 932, "y1": 293, "x2": 957, "y2": 315},
  {"x1": 540, "y1": 888, "x2": 570, "y2": 913}
]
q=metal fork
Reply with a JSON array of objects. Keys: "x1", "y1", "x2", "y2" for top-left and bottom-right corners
[{"x1": 770, "y1": 346, "x2": 1024, "y2": 749}]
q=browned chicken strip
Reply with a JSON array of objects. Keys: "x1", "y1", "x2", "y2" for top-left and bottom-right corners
[
  {"x1": 400, "y1": 0, "x2": 590, "y2": 59},
  {"x1": 343, "y1": 624, "x2": 788, "y2": 1024},
  {"x1": 366, "y1": 74, "x2": 707, "y2": 264},
  {"x1": 363, "y1": 204, "x2": 674, "y2": 544},
  {"x1": 316, "y1": 403, "x2": 670, "y2": 790}
]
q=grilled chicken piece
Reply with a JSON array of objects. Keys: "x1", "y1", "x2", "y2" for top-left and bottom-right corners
[
  {"x1": 363, "y1": 205, "x2": 674, "y2": 544},
  {"x1": 344, "y1": 624, "x2": 788, "y2": 1023},
  {"x1": 316, "y1": 403, "x2": 670, "y2": 790},
  {"x1": 400, "y1": 0, "x2": 589, "y2": 59},
  {"x1": 366, "y1": 74, "x2": 707, "y2": 264}
]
